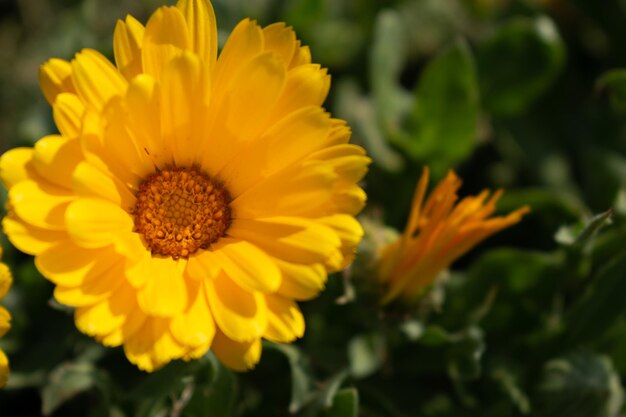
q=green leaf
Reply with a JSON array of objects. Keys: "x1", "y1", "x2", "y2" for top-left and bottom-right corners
[
  {"x1": 347, "y1": 332, "x2": 386, "y2": 379},
  {"x1": 596, "y1": 70, "x2": 626, "y2": 112},
  {"x1": 469, "y1": 249, "x2": 559, "y2": 294},
  {"x1": 335, "y1": 80, "x2": 404, "y2": 172},
  {"x1": 393, "y1": 38, "x2": 479, "y2": 173},
  {"x1": 446, "y1": 326, "x2": 485, "y2": 381},
  {"x1": 130, "y1": 357, "x2": 209, "y2": 417},
  {"x1": 285, "y1": 369, "x2": 351, "y2": 416},
  {"x1": 492, "y1": 368, "x2": 531, "y2": 414},
  {"x1": 319, "y1": 370, "x2": 350, "y2": 409},
  {"x1": 41, "y1": 362, "x2": 106, "y2": 415},
  {"x1": 418, "y1": 325, "x2": 453, "y2": 346},
  {"x1": 268, "y1": 343, "x2": 316, "y2": 413},
  {"x1": 554, "y1": 209, "x2": 613, "y2": 250},
  {"x1": 307, "y1": 20, "x2": 365, "y2": 68},
  {"x1": 583, "y1": 148, "x2": 626, "y2": 212},
  {"x1": 283, "y1": 0, "x2": 325, "y2": 25},
  {"x1": 478, "y1": 16, "x2": 565, "y2": 116},
  {"x1": 129, "y1": 359, "x2": 201, "y2": 400},
  {"x1": 320, "y1": 388, "x2": 359, "y2": 417},
  {"x1": 184, "y1": 353, "x2": 237, "y2": 417},
  {"x1": 370, "y1": 9, "x2": 413, "y2": 134},
  {"x1": 498, "y1": 188, "x2": 582, "y2": 232},
  {"x1": 566, "y1": 251, "x2": 626, "y2": 343},
  {"x1": 535, "y1": 352, "x2": 624, "y2": 417}
]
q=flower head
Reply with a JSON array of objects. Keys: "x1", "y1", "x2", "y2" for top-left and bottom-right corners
[
  {"x1": 0, "y1": 0, "x2": 369, "y2": 371},
  {"x1": 0, "y1": 248, "x2": 12, "y2": 388},
  {"x1": 377, "y1": 167, "x2": 529, "y2": 304}
]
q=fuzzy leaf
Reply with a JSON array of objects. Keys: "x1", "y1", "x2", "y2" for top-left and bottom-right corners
[
  {"x1": 478, "y1": 16, "x2": 565, "y2": 116},
  {"x1": 393, "y1": 38, "x2": 479, "y2": 173}
]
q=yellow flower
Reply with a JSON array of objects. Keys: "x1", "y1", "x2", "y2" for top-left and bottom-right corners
[
  {"x1": 0, "y1": 248, "x2": 12, "y2": 388},
  {"x1": 377, "y1": 167, "x2": 529, "y2": 304},
  {"x1": 0, "y1": 0, "x2": 369, "y2": 372}
]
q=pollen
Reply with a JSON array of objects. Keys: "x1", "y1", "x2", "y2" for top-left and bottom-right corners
[{"x1": 133, "y1": 166, "x2": 232, "y2": 259}]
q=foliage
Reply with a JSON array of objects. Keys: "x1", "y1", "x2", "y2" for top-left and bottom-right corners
[{"x1": 2, "y1": 0, "x2": 626, "y2": 416}]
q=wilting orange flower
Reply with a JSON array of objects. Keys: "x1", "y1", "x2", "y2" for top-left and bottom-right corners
[
  {"x1": 377, "y1": 167, "x2": 529, "y2": 304},
  {"x1": 0, "y1": 0, "x2": 369, "y2": 371},
  {"x1": 0, "y1": 248, "x2": 12, "y2": 388}
]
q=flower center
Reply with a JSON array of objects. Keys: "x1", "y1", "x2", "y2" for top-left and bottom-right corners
[{"x1": 133, "y1": 166, "x2": 232, "y2": 259}]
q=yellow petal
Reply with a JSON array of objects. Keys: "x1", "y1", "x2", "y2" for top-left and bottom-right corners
[
  {"x1": 220, "y1": 106, "x2": 332, "y2": 195},
  {"x1": 289, "y1": 43, "x2": 311, "y2": 68},
  {"x1": 100, "y1": 302, "x2": 145, "y2": 347},
  {"x1": 113, "y1": 232, "x2": 147, "y2": 264},
  {"x1": 317, "y1": 214, "x2": 364, "y2": 270},
  {"x1": 136, "y1": 257, "x2": 189, "y2": 317},
  {"x1": 269, "y1": 64, "x2": 330, "y2": 122},
  {"x1": 149, "y1": 327, "x2": 187, "y2": 370},
  {"x1": 309, "y1": 142, "x2": 368, "y2": 160},
  {"x1": 211, "y1": 330, "x2": 261, "y2": 371},
  {"x1": 326, "y1": 119, "x2": 352, "y2": 146},
  {"x1": 262, "y1": 23, "x2": 296, "y2": 66},
  {"x1": 212, "y1": 239, "x2": 281, "y2": 293},
  {"x1": 32, "y1": 135, "x2": 82, "y2": 189},
  {"x1": 213, "y1": 48, "x2": 290, "y2": 168},
  {"x1": 184, "y1": 342, "x2": 211, "y2": 361},
  {"x1": 124, "y1": 317, "x2": 186, "y2": 372},
  {"x1": 275, "y1": 259, "x2": 327, "y2": 301},
  {"x1": 171, "y1": 280, "x2": 216, "y2": 348},
  {"x1": 213, "y1": 18, "x2": 263, "y2": 99},
  {"x1": 264, "y1": 294, "x2": 304, "y2": 343},
  {"x1": 74, "y1": 279, "x2": 136, "y2": 336},
  {"x1": 113, "y1": 15, "x2": 145, "y2": 80},
  {"x1": 176, "y1": 0, "x2": 217, "y2": 70},
  {"x1": 186, "y1": 249, "x2": 222, "y2": 281},
  {"x1": 101, "y1": 98, "x2": 157, "y2": 186},
  {"x1": 231, "y1": 161, "x2": 336, "y2": 218},
  {"x1": 220, "y1": 51, "x2": 286, "y2": 140},
  {"x1": 72, "y1": 161, "x2": 136, "y2": 211},
  {"x1": 65, "y1": 198, "x2": 134, "y2": 249},
  {"x1": 160, "y1": 52, "x2": 210, "y2": 167},
  {"x1": 2, "y1": 215, "x2": 66, "y2": 256},
  {"x1": 0, "y1": 306, "x2": 11, "y2": 338},
  {"x1": 229, "y1": 217, "x2": 342, "y2": 269},
  {"x1": 120, "y1": 74, "x2": 171, "y2": 171},
  {"x1": 125, "y1": 251, "x2": 152, "y2": 288},
  {"x1": 75, "y1": 301, "x2": 124, "y2": 337},
  {"x1": 99, "y1": 331, "x2": 122, "y2": 347},
  {"x1": 142, "y1": 6, "x2": 190, "y2": 80},
  {"x1": 39, "y1": 58, "x2": 75, "y2": 105},
  {"x1": 309, "y1": 145, "x2": 371, "y2": 184},
  {"x1": 35, "y1": 241, "x2": 119, "y2": 287},
  {"x1": 9, "y1": 180, "x2": 73, "y2": 230},
  {"x1": 0, "y1": 147, "x2": 36, "y2": 188},
  {"x1": 205, "y1": 272, "x2": 267, "y2": 342},
  {"x1": 332, "y1": 185, "x2": 368, "y2": 215},
  {"x1": 54, "y1": 262, "x2": 124, "y2": 307},
  {"x1": 71, "y1": 49, "x2": 127, "y2": 110},
  {"x1": 53, "y1": 93, "x2": 85, "y2": 138},
  {"x1": 78, "y1": 109, "x2": 109, "y2": 173},
  {"x1": 196, "y1": 100, "x2": 242, "y2": 175},
  {"x1": 0, "y1": 263, "x2": 12, "y2": 300},
  {"x1": 100, "y1": 331, "x2": 124, "y2": 348},
  {"x1": 0, "y1": 349, "x2": 8, "y2": 388}
]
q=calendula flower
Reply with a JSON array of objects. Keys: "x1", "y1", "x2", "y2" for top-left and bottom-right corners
[
  {"x1": 0, "y1": 0, "x2": 369, "y2": 371},
  {"x1": 0, "y1": 248, "x2": 12, "y2": 388},
  {"x1": 377, "y1": 167, "x2": 529, "y2": 304}
]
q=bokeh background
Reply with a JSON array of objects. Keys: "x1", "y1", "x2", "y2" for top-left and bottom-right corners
[{"x1": 2, "y1": 0, "x2": 626, "y2": 416}]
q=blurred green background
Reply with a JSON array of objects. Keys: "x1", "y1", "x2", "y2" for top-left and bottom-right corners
[{"x1": 3, "y1": 0, "x2": 626, "y2": 416}]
